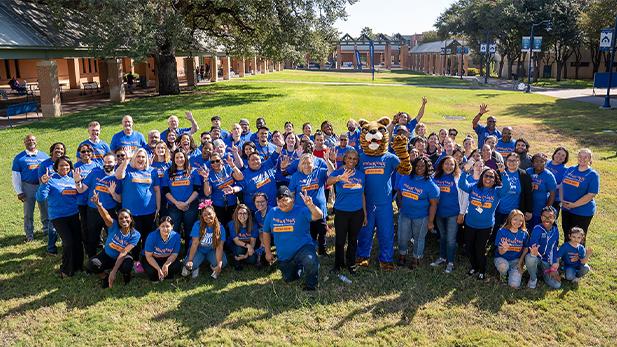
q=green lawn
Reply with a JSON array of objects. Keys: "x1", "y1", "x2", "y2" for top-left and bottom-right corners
[
  {"x1": 1, "y1": 76, "x2": 617, "y2": 345},
  {"x1": 243, "y1": 69, "x2": 473, "y2": 86},
  {"x1": 534, "y1": 78, "x2": 594, "y2": 89}
]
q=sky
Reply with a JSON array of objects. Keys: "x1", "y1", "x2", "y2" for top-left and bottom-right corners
[{"x1": 334, "y1": 0, "x2": 457, "y2": 37}]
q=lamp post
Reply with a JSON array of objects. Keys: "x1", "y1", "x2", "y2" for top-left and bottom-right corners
[
  {"x1": 602, "y1": 15, "x2": 617, "y2": 109},
  {"x1": 526, "y1": 20, "x2": 552, "y2": 93}
]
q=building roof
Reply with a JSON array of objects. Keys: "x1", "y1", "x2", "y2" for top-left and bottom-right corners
[{"x1": 410, "y1": 39, "x2": 463, "y2": 54}]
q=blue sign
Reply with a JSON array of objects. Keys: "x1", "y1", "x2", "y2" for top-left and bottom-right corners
[
  {"x1": 354, "y1": 50, "x2": 362, "y2": 71},
  {"x1": 600, "y1": 29, "x2": 613, "y2": 52},
  {"x1": 456, "y1": 47, "x2": 470, "y2": 54},
  {"x1": 522, "y1": 36, "x2": 543, "y2": 52},
  {"x1": 369, "y1": 41, "x2": 374, "y2": 73},
  {"x1": 522, "y1": 36, "x2": 531, "y2": 51}
]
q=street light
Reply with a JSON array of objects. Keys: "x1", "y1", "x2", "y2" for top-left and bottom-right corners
[{"x1": 525, "y1": 20, "x2": 552, "y2": 93}]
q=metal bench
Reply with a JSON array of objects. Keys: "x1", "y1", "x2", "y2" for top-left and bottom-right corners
[
  {"x1": 4, "y1": 101, "x2": 40, "y2": 127},
  {"x1": 81, "y1": 81, "x2": 99, "y2": 94}
]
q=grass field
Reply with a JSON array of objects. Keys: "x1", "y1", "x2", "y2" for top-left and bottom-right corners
[{"x1": 1, "y1": 71, "x2": 617, "y2": 345}]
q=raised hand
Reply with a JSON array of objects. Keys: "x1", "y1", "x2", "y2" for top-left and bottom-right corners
[
  {"x1": 497, "y1": 161, "x2": 505, "y2": 172},
  {"x1": 421, "y1": 96, "x2": 428, "y2": 105},
  {"x1": 529, "y1": 244, "x2": 539, "y2": 257},
  {"x1": 90, "y1": 191, "x2": 101, "y2": 206},
  {"x1": 300, "y1": 190, "x2": 313, "y2": 206},
  {"x1": 329, "y1": 148, "x2": 338, "y2": 162},
  {"x1": 225, "y1": 155, "x2": 235, "y2": 167},
  {"x1": 198, "y1": 164, "x2": 210, "y2": 179},
  {"x1": 231, "y1": 143, "x2": 239, "y2": 154},
  {"x1": 479, "y1": 103, "x2": 489, "y2": 115},
  {"x1": 222, "y1": 186, "x2": 234, "y2": 195},
  {"x1": 73, "y1": 168, "x2": 83, "y2": 183},
  {"x1": 109, "y1": 181, "x2": 117, "y2": 194},
  {"x1": 339, "y1": 169, "x2": 353, "y2": 183},
  {"x1": 280, "y1": 155, "x2": 291, "y2": 170},
  {"x1": 185, "y1": 111, "x2": 193, "y2": 121},
  {"x1": 498, "y1": 239, "x2": 509, "y2": 252},
  {"x1": 40, "y1": 168, "x2": 51, "y2": 184}
]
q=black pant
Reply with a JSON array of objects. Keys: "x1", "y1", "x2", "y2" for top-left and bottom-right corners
[
  {"x1": 491, "y1": 212, "x2": 509, "y2": 253},
  {"x1": 333, "y1": 209, "x2": 363, "y2": 269},
  {"x1": 552, "y1": 200, "x2": 562, "y2": 218},
  {"x1": 85, "y1": 206, "x2": 116, "y2": 258},
  {"x1": 310, "y1": 219, "x2": 327, "y2": 249},
  {"x1": 78, "y1": 205, "x2": 88, "y2": 245},
  {"x1": 464, "y1": 225, "x2": 492, "y2": 274},
  {"x1": 52, "y1": 214, "x2": 84, "y2": 276},
  {"x1": 87, "y1": 251, "x2": 133, "y2": 275},
  {"x1": 214, "y1": 205, "x2": 235, "y2": 230},
  {"x1": 140, "y1": 254, "x2": 182, "y2": 281},
  {"x1": 561, "y1": 210, "x2": 593, "y2": 244},
  {"x1": 132, "y1": 213, "x2": 156, "y2": 257}
]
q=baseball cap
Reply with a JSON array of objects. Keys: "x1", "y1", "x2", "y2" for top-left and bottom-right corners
[{"x1": 277, "y1": 185, "x2": 293, "y2": 199}]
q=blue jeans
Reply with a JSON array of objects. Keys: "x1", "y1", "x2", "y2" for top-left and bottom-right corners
[
  {"x1": 436, "y1": 215, "x2": 458, "y2": 263},
  {"x1": 565, "y1": 264, "x2": 590, "y2": 281},
  {"x1": 233, "y1": 243, "x2": 257, "y2": 264},
  {"x1": 397, "y1": 214, "x2": 428, "y2": 258},
  {"x1": 524, "y1": 254, "x2": 561, "y2": 289},
  {"x1": 186, "y1": 247, "x2": 228, "y2": 269},
  {"x1": 23, "y1": 182, "x2": 57, "y2": 251},
  {"x1": 278, "y1": 244, "x2": 319, "y2": 289},
  {"x1": 494, "y1": 257, "x2": 523, "y2": 288},
  {"x1": 167, "y1": 201, "x2": 198, "y2": 242}
]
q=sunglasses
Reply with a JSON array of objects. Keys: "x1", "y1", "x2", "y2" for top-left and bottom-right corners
[
  {"x1": 117, "y1": 154, "x2": 126, "y2": 157},
  {"x1": 449, "y1": 133, "x2": 457, "y2": 136},
  {"x1": 210, "y1": 159, "x2": 221, "y2": 164},
  {"x1": 80, "y1": 150, "x2": 92, "y2": 154}
]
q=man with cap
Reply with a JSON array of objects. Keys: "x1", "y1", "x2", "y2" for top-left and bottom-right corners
[
  {"x1": 210, "y1": 115, "x2": 230, "y2": 141},
  {"x1": 262, "y1": 185, "x2": 323, "y2": 291},
  {"x1": 160, "y1": 112, "x2": 199, "y2": 142},
  {"x1": 239, "y1": 118, "x2": 253, "y2": 144},
  {"x1": 472, "y1": 103, "x2": 502, "y2": 148}
]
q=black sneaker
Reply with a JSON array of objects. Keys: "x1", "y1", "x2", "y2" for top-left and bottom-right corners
[
  {"x1": 123, "y1": 272, "x2": 131, "y2": 284},
  {"x1": 303, "y1": 285, "x2": 317, "y2": 291},
  {"x1": 101, "y1": 275, "x2": 110, "y2": 289}
]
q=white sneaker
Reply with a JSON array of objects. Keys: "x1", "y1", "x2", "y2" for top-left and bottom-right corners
[
  {"x1": 191, "y1": 268, "x2": 200, "y2": 279},
  {"x1": 181, "y1": 266, "x2": 190, "y2": 277},
  {"x1": 572, "y1": 276, "x2": 581, "y2": 283},
  {"x1": 445, "y1": 263, "x2": 454, "y2": 273},
  {"x1": 527, "y1": 278, "x2": 538, "y2": 289},
  {"x1": 430, "y1": 258, "x2": 447, "y2": 267}
]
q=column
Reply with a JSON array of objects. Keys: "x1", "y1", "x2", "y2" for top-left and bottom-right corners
[
  {"x1": 98, "y1": 58, "x2": 109, "y2": 92},
  {"x1": 458, "y1": 55, "x2": 463, "y2": 76},
  {"x1": 107, "y1": 58, "x2": 125, "y2": 103},
  {"x1": 36, "y1": 60, "x2": 61, "y2": 117},
  {"x1": 67, "y1": 58, "x2": 80, "y2": 89},
  {"x1": 239, "y1": 58, "x2": 246, "y2": 77},
  {"x1": 210, "y1": 55, "x2": 219, "y2": 82},
  {"x1": 450, "y1": 56, "x2": 456, "y2": 75},
  {"x1": 252, "y1": 56, "x2": 258, "y2": 74},
  {"x1": 222, "y1": 56, "x2": 230, "y2": 80},
  {"x1": 463, "y1": 54, "x2": 470, "y2": 75},
  {"x1": 385, "y1": 44, "x2": 392, "y2": 69},
  {"x1": 336, "y1": 47, "x2": 342, "y2": 69},
  {"x1": 260, "y1": 59, "x2": 266, "y2": 74},
  {"x1": 184, "y1": 57, "x2": 195, "y2": 86},
  {"x1": 269, "y1": 60, "x2": 274, "y2": 72}
]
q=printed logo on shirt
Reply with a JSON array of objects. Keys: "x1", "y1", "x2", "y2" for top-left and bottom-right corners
[
  {"x1": 95, "y1": 185, "x2": 110, "y2": 193},
  {"x1": 200, "y1": 232, "x2": 213, "y2": 247},
  {"x1": 532, "y1": 183, "x2": 539, "y2": 190},
  {"x1": 62, "y1": 189, "x2": 78, "y2": 195},
  {"x1": 365, "y1": 168, "x2": 384, "y2": 175},
  {"x1": 132, "y1": 177, "x2": 152, "y2": 184},
  {"x1": 255, "y1": 177, "x2": 271, "y2": 189},
  {"x1": 302, "y1": 183, "x2": 320, "y2": 192},
  {"x1": 153, "y1": 246, "x2": 175, "y2": 257},
  {"x1": 363, "y1": 161, "x2": 386, "y2": 175},
  {"x1": 498, "y1": 236, "x2": 523, "y2": 252},
  {"x1": 171, "y1": 179, "x2": 190, "y2": 186},
  {"x1": 563, "y1": 178, "x2": 580, "y2": 187},
  {"x1": 272, "y1": 217, "x2": 295, "y2": 232},
  {"x1": 439, "y1": 186, "x2": 451, "y2": 193},
  {"x1": 342, "y1": 182, "x2": 362, "y2": 189},
  {"x1": 402, "y1": 191, "x2": 419, "y2": 200},
  {"x1": 28, "y1": 164, "x2": 40, "y2": 170},
  {"x1": 567, "y1": 251, "x2": 580, "y2": 263}
]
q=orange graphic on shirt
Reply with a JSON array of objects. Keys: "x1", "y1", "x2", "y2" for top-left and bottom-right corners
[
  {"x1": 366, "y1": 168, "x2": 384, "y2": 175},
  {"x1": 440, "y1": 186, "x2": 451, "y2": 193},
  {"x1": 28, "y1": 164, "x2": 39, "y2": 170},
  {"x1": 171, "y1": 179, "x2": 190, "y2": 186},
  {"x1": 563, "y1": 178, "x2": 580, "y2": 187},
  {"x1": 62, "y1": 189, "x2": 78, "y2": 195},
  {"x1": 402, "y1": 191, "x2": 419, "y2": 200},
  {"x1": 255, "y1": 177, "x2": 271, "y2": 189},
  {"x1": 302, "y1": 184, "x2": 319, "y2": 192},
  {"x1": 132, "y1": 177, "x2": 152, "y2": 184},
  {"x1": 342, "y1": 183, "x2": 362, "y2": 189},
  {"x1": 273, "y1": 225, "x2": 294, "y2": 232},
  {"x1": 95, "y1": 185, "x2": 110, "y2": 193}
]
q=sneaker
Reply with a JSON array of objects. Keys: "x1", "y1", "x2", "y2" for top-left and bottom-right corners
[
  {"x1": 133, "y1": 261, "x2": 144, "y2": 274},
  {"x1": 191, "y1": 268, "x2": 200, "y2": 279},
  {"x1": 527, "y1": 278, "x2": 538, "y2": 289},
  {"x1": 445, "y1": 263, "x2": 454, "y2": 274},
  {"x1": 101, "y1": 275, "x2": 110, "y2": 289},
  {"x1": 303, "y1": 285, "x2": 317, "y2": 291},
  {"x1": 356, "y1": 257, "x2": 370, "y2": 267},
  {"x1": 348, "y1": 264, "x2": 358, "y2": 275},
  {"x1": 397, "y1": 255, "x2": 406, "y2": 266},
  {"x1": 181, "y1": 266, "x2": 190, "y2": 277},
  {"x1": 467, "y1": 269, "x2": 476, "y2": 276},
  {"x1": 430, "y1": 258, "x2": 446, "y2": 267},
  {"x1": 408, "y1": 257, "x2": 419, "y2": 270},
  {"x1": 25, "y1": 236, "x2": 34, "y2": 243},
  {"x1": 123, "y1": 272, "x2": 132, "y2": 284},
  {"x1": 572, "y1": 276, "x2": 581, "y2": 283},
  {"x1": 477, "y1": 273, "x2": 487, "y2": 281}
]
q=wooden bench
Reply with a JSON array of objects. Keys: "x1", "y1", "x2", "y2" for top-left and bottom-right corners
[
  {"x1": 4, "y1": 101, "x2": 40, "y2": 127},
  {"x1": 81, "y1": 81, "x2": 99, "y2": 94}
]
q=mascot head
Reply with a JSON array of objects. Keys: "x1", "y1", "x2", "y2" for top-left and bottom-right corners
[{"x1": 358, "y1": 117, "x2": 390, "y2": 156}]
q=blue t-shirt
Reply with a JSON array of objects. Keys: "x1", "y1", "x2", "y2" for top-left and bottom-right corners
[
  {"x1": 35, "y1": 173, "x2": 79, "y2": 220},
  {"x1": 275, "y1": 148, "x2": 300, "y2": 184},
  {"x1": 396, "y1": 174, "x2": 439, "y2": 219},
  {"x1": 556, "y1": 242, "x2": 587, "y2": 268},
  {"x1": 160, "y1": 127, "x2": 192, "y2": 143},
  {"x1": 104, "y1": 221, "x2": 141, "y2": 259},
  {"x1": 289, "y1": 166, "x2": 328, "y2": 219},
  {"x1": 76, "y1": 139, "x2": 111, "y2": 165},
  {"x1": 526, "y1": 168, "x2": 557, "y2": 216},
  {"x1": 528, "y1": 224, "x2": 560, "y2": 264},
  {"x1": 497, "y1": 170, "x2": 522, "y2": 214},
  {"x1": 474, "y1": 124, "x2": 502, "y2": 148},
  {"x1": 330, "y1": 167, "x2": 365, "y2": 212},
  {"x1": 206, "y1": 165, "x2": 238, "y2": 207},
  {"x1": 151, "y1": 161, "x2": 171, "y2": 179},
  {"x1": 458, "y1": 171, "x2": 511, "y2": 229},
  {"x1": 240, "y1": 131, "x2": 253, "y2": 144},
  {"x1": 495, "y1": 139, "x2": 515, "y2": 158},
  {"x1": 255, "y1": 142, "x2": 277, "y2": 161},
  {"x1": 494, "y1": 228, "x2": 528, "y2": 261},
  {"x1": 347, "y1": 129, "x2": 361, "y2": 150},
  {"x1": 433, "y1": 173, "x2": 460, "y2": 217},
  {"x1": 12, "y1": 150, "x2": 49, "y2": 184},
  {"x1": 254, "y1": 207, "x2": 271, "y2": 233},
  {"x1": 121, "y1": 166, "x2": 159, "y2": 216},
  {"x1": 359, "y1": 151, "x2": 400, "y2": 205},
  {"x1": 561, "y1": 166, "x2": 599, "y2": 216},
  {"x1": 110, "y1": 130, "x2": 147, "y2": 157},
  {"x1": 74, "y1": 161, "x2": 101, "y2": 206},
  {"x1": 239, "y1": 153, "x2": 279, "y2": 211},
  {"x1": 545, "y1": 161, "x2": 567, "y2": 202},
  {"x1": 223, "y1": 137, "x2": 245, "y2": 150},
  {"x1": 162, "y1": 169, "x2": 201, "y2": 203},
  {"x1": 190, "y1": 220, "x2": 226, "y2": 251},
  {"x1": 228, "y1": 220, "x2": 259, "y2": 241},
  {"x1": 144, "y1": 229, "x2": 181, "y2": 257},
  {"x1": 37, "y1": 158, "x2": 56, "y2": 180},
  {"x1": 263, "y1": 205, "x2": 314, "y2": 261},
  {"x1": 334, "y1": 145, "x2": 354, "y2": 168},
  {"x1": 84, "y1": 167, "x2": 120, "y2": 210}
]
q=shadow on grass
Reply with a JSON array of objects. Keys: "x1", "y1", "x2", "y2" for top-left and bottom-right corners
[{"x1": 501, "y1": 98, "x2": 617, "y2": 152}]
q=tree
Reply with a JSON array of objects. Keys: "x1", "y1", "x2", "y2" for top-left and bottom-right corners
[
  {"x1": 360, "y1": 27, "x2": 376, "y2": 40},
  {"x1": 543, "y1": 0, "x2": 586, "y2": 81},
  {"x1": 49, "y1": 0, "x2": 354, "y2": 95},
  {"x1": 580, "y1": 0, "x2": 617, "y2": 74}
]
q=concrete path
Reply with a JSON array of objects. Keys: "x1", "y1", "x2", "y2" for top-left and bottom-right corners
[{"x1": 535, "y1": 88, "x2": 616, "y2": 107}]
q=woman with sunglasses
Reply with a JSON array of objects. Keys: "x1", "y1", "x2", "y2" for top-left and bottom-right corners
[
  {"x1": 327, "y1": 149, "x2": 365, "y2": 274},
  {"x1": 458, "y1": 158, "x2": 511, "y2": 280},
  {"x1": 36, "y1": 156, "x2": 83, "y2": 278},
  {"x1": 200, "y1": 152, "x2": 244, "y2": 228},
  {"x1": 74, "y1": 143, "x2": 101, "y2": 245}
]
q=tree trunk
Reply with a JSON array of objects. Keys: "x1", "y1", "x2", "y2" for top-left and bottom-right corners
[
  {"x1": 563, "y1": 63, "x2": 568, "y2": 80},
  {"x1": 155, "y1": 52, "x2": 180, "y2": 95},
  {"x1": 498, "y1": 60, "x2": 504, "y2": 78},
  {"x1": 556, "y1": 61, "x2": 563, "y2": 82},
  {"x1": 507, "y1": 60, "x2": 514, "y2": 80}
]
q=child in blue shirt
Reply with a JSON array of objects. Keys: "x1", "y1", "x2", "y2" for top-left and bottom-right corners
[
  {"x1": 493, "y1": 209, "x2": 528, "y2": 288},
  {"x1": 522, "y1": 206, "x2": 562, "y2": 289},
  {"x1": 553, "y1": 227, "x2": 592, "y2": 283}
]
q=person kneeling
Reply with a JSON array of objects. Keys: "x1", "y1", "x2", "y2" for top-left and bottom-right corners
[
  {"x1": 553, "y1": 227, "x2": 592, "y2": 283},
  {"x1": 182, "y1": 200, "x2": 227, "y2": 279},
  {"x1": 262, "y1": 186, "x2": 323, "y2": 291},
  {"x1": 229, "y1": 204, "x2": 260, "y2": 270},
  {"x1": 141, "y1": 216, "x2": 182, "y2": 282},
  {"x1": 87, "y1": 192, "x2": 140, "y2": 288},
  {"x1": 493, "y1": 209, "x2": 528, "y2": 288}
]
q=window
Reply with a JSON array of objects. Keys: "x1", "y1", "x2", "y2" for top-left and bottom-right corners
[
  {"x1": 94, "y1": 60, "x2": 98, "y2": 72},
  {"x1": 81, "y1": 58, "x2": 86, "y2": 73},
  {"x1": 570, "y1": 61, "x2": 590, "y2": 67},
  {"x1": 4, "y1": 60, "x2": 9, "y2": 79},
  {"x1": 14, "y1": 59, "x2": 20, "y2": 78}
]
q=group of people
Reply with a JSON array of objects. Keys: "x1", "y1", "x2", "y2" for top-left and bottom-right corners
[{"x1": 12, "y1": 99, "x2": 599, "y2": 290}]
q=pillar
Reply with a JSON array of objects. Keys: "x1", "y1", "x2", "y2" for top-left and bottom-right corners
[
  {"x1": 261, "y1": 59, "x2": 266, "y2": 74},
  {"x1": 463, "y1": 54, "x2": 470, "y2": 76},
  {"x1": 450, "y1": 55, "x2": 456, "y2": 75},
  {"x1": 336, "y1": 47, "x2": 343, "y2": 69},
  {"x1": 184, "y1": 57, "x2": 195, "y2": 86},
  {"x1": 385, "y1": 44, "x2": 392, "y2": 69},
  {"x1": 98, "y1": 59, "x2": 109, "y2": 92},
  {"x1": 239, "y1": 58, "x2": 246, "y2": 77},
  {"x1": 400, "y1": 45, "x2": 409, "y2": 69},
  {"x1": 36, "y1": 60, "x2": 61, "y2": 117},
  {"x1": 269, "y1": 60, "x2": 274, "y2": 72},
  {"x1": 107, "y1": 58, "x2": 125, "y2": 103},
  {"x1": 211, "y1": 55, "x2": 219, "y2": 82},
  {"x1": 222, "y1": 56, "x2": 230, "y2": 80},
  {"x1": 67, "y1": 58, "x2": 80, "y2": 89}
]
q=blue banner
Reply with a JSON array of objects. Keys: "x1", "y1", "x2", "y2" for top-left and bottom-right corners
[{"x1": 355, "y1": 50, "x2": 362, "y2": 71}]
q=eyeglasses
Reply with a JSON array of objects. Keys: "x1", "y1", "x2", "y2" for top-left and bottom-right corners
[
  {"x1": 210, "y1": 160, "x2": 221, "y2": 164},
  {"x1": 449, "y1": 133, "x2": 457, "y2": 136},
  {"x1": 80, "y1": 150, "x2": 92, "y2": 154},
  {"x1": 484, "y1": 175, "x2": 496, "y2": 179},
  {"x1": 347, "y1": 157, "x2": 359, "y2": 161},
  {"x1": 541, "y1": 215, "x2": 554, "y2": 220},
  {"x1": 117, "y1": 154, "x2": 126, "y2": 157},
  {"x1": 255, "y1": 200, "x2": 267, "y2": 204},
  {"x1": 238, "y1": 212, "x2": 249, "y2": 215}
]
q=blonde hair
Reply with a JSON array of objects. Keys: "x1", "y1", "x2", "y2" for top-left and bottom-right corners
[
  {"x1": 502, "y1": 209, "x2": 527, "y2": 232},
  {"x1": 129, "y1": 148, "x2": 151, "y2": 169}
]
